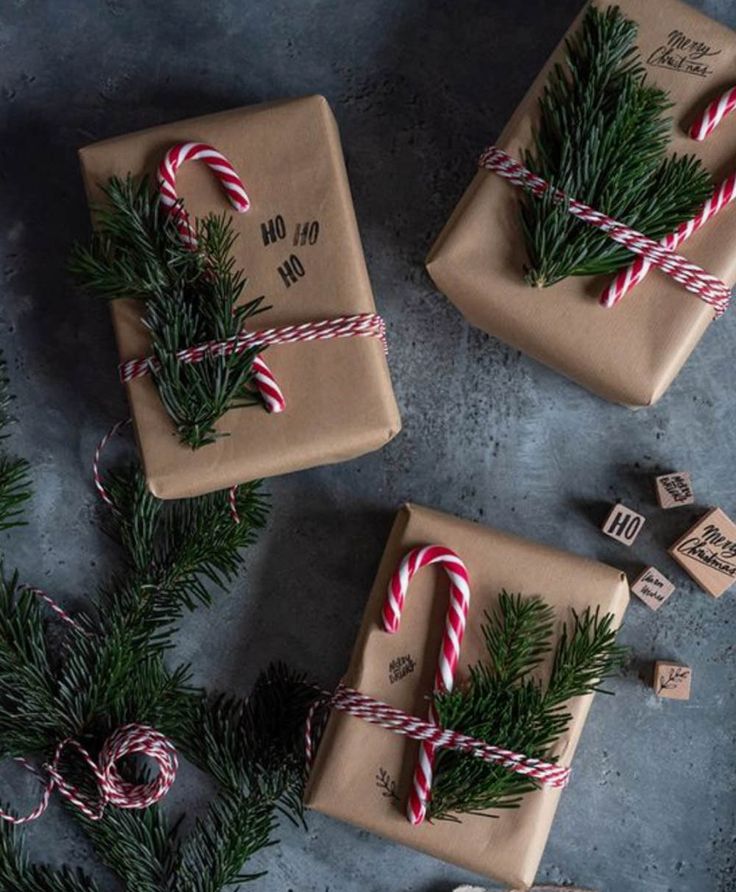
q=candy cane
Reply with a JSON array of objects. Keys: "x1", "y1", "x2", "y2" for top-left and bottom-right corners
[
  {"x1": 158, "y1": 142, "x2": 250, "y2": 246},
  {"x1": 600, "y1": 171, "x2": 736, "y2": 308},
  {"x1": 158, "y1": 143, "x2": 285, "y2": 414},
  {"x1": 383, "y1": 545, "x2": 471, "y2": 825},
  {"x1": 689, "y1": 86, "x2": 736, "y2": 141}
]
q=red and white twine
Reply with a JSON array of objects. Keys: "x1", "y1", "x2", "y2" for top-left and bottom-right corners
[
  {"x1": 1, "y1": 588, "x2": 177, "y2": 825},
  {"x1": 478, "y1": 146, "x2": 731, "y2": 316},
  {"x1": 600, "y1": 171, "x2": 736, "y2": 308},
  {"x1": 2, "y1": 723, "x2": 177, "y2": 825},
  {"x1": 120, "y1": 312, "x2": 387, "y2": 388},
  {"x1": 332, "y1": 684, "x2": 570, "y2": 788},
  {"x1": 689, "y1": 86, "x2": 736, "y2": 142},
  {"x1": 383, "y1": 545, "x2": 471, "y2": 824},
  {"x1": 305, "y1": 545, "x2": 570, "y2": 823}
]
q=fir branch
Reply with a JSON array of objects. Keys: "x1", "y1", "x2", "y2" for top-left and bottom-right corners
[
  {"x1": 70, "y1": 177, "x2": 268, "y2": 448},
  {"x1": 0, "y1": 571, "x2": 69, "y2": 757},
  {"x1": 430, "y1": 593, "x2": 626, "y2": 820},
  {"x1": 172, "y1": 664, "x2": 316, "y2": 822},
  {"x1": 75, "y1": 804, "x2": 181, "y2": 892},
  {"x1": 0, "y1": 823, "x2": 100, "y2": 892},
  {"x1": 520, "y1": 5, "x2": 712, "y2": 287},
  {"x1": 52, "y1": 465, "x2": 268, "y2": 733},
  {"x1": 0, "y1": 357, "x2": 312, "y2": 890},
  {"x1": 0, "y1": 358, "x2": 31, "y2": 531},
  {"x1": 177, "y1": 790, "x2": 276, "y2": 891}
]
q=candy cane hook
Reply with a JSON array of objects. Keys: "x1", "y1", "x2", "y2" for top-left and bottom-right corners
[
  {"x1": 689, "y1": 86, "x2": 736, "y2": 141},
  {"x1": 158, "y1": 142, "x2": 250, "y2": 246},
  {"x1": 157, "y1": 142, "x2": 285, "y2": 414},
  {"x1": 383, "y1": 545, "x2": 471, "y2": 825}
]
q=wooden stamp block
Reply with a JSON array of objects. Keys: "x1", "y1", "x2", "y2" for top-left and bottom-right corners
[
  {"x1": 655, "y1": 472, "x2": 695, "y2": 509},
  {"x1": 631, "y1": 566, "x2": 675, "y2": 611},
  {"x1": 669, "y1": 507, "x2": 736, "y2": 598},
  {"x1": 654, "y1": 661, "x2": 692, "y2": 700},
  {"x1": 601, "y1": 503, "x2": 645, "y2": 546}
]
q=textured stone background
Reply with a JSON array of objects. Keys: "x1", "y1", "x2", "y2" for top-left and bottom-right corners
[{"x1": 0, "y1": 1, "x2": 735, "y2": 890}]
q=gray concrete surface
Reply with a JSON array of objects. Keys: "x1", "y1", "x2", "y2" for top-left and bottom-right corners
[{"x1": 1, "y1": 1, "x2": 735, "y2": 890}]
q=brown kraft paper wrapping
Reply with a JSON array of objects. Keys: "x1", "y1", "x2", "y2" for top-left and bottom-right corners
[
  {"x1": 427, "y1": 0, "x2": 736, "y2": 407},
  {"x1": 78, "y1": 96, "x2": 401, "y2": 498},
  {"x1": 305, "y1": 504, "x2": 630, "y2": 889}
]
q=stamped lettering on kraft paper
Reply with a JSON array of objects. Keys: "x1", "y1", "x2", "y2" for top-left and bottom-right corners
[
  {"x1": 258, "y1": 212, "x2": 322, "y2": 290},
  {"x1": 670, "y1": 507, "x2": 736, "y2": 597},
  {"x1": 388, "y1": 654, "x2": 417, "y2": 684},
  {"x1": 646, "y1": 29, "x2": 722, "y2": 78}
]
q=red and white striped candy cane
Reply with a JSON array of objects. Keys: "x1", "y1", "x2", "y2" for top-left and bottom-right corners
[
  {"x1": 383, "y1": 545, "x2": 471, "y2": 825},
  {"x1": 158, "y1": 142, "x2": 250, "y2": 247},
  {"x1": 689, "y1": 86, "x2": 736, "y2": 141},
  {"x1": 600, "y1": 171, "x2": 736, "y2": 309},
  {"x1": 157, "y1": 143, "x2": 285, "y2": 414}
]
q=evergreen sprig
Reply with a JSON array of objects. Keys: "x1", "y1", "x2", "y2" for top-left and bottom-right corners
[
  {"x1": 519, "y1": 5, "x2": 712, "y2": 287},
  {"x1": 430, "y1": 591, "x2": 626, "y2": 820},
  {"x1": 70, "y1": 176, "x2": 268, "y2": 448},
  {"x1": 0, "y1": 823, "x2": 100, "y2": 892},
  {"x1": 0, "y1": 353, "x2": 318, "y2": 890},
  {"x1": 0, "y1": 359, "x2": 31, "y2": 531}
]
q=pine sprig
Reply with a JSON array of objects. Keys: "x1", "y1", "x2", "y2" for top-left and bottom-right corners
[
  {"x1": 70, "y1": 176, "x2": 268, "y2": 448},
  {"x1": 0, "y1": 359, "x2": 31, "y2": 531},
  {"x1": 0, "y1": 822, "x2": 100, "y2": 892},
  {"x1": 519, "y1": 5, "x2": 712, "y2": 287},
  {"x1": 0, "y1": 348, "x2": 325, "y2": 890},
  {"x1": 430, "y1": 591, "x2": 626, "y2": 820}
]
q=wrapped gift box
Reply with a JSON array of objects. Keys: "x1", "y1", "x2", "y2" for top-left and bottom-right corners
[
  {"x1": 427, "y1": 0, "x2": 736, "y2": 407},
  {"x1": 305, "y1": 503, "x2": 629, "y2": 889},
  {"x1": 78, "y1": 96, "x2": 401, "y2": 498}
]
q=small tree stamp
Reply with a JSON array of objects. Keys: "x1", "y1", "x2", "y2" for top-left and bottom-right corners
[
  {"x1": 631, "y1": 566, "x2": 675, "y2": 611},
  {"x1": 654, "y1": 661, "x2": 692, "y2": 700}
]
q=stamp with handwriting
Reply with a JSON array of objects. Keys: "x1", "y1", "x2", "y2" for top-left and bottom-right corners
[
  {"x1": 670, "y1": 507, "x2": 736, "y2": 598},
  {"x1": 655, "y1": 472, "x2": 694, "y2": 509},
  {"x1": 631, "y1": 567, "x2": 675, "y2": 611}
]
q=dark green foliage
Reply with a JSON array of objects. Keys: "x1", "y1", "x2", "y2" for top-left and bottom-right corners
[
  {"x1": 0, "y1": 356, "x2": 318, "y2": 889},
  {"x1": 70, "y1": 176, "x2": 268, "y2": 448},
  {"x1": 520, "y1": 5, "x2": 712, "y2": 287},
  {"x1": 0, "y1": 360, "x2": 31, "y2": 531},
  {"x1": 0, "y1": 822, "x2": 100, "y2": 892},
  {"x1": 75, "y1": 664, "x2": 314, "y2": 892},
  {"x1": 430, "y1": 591, "x2": 626, "y2": 820}
]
